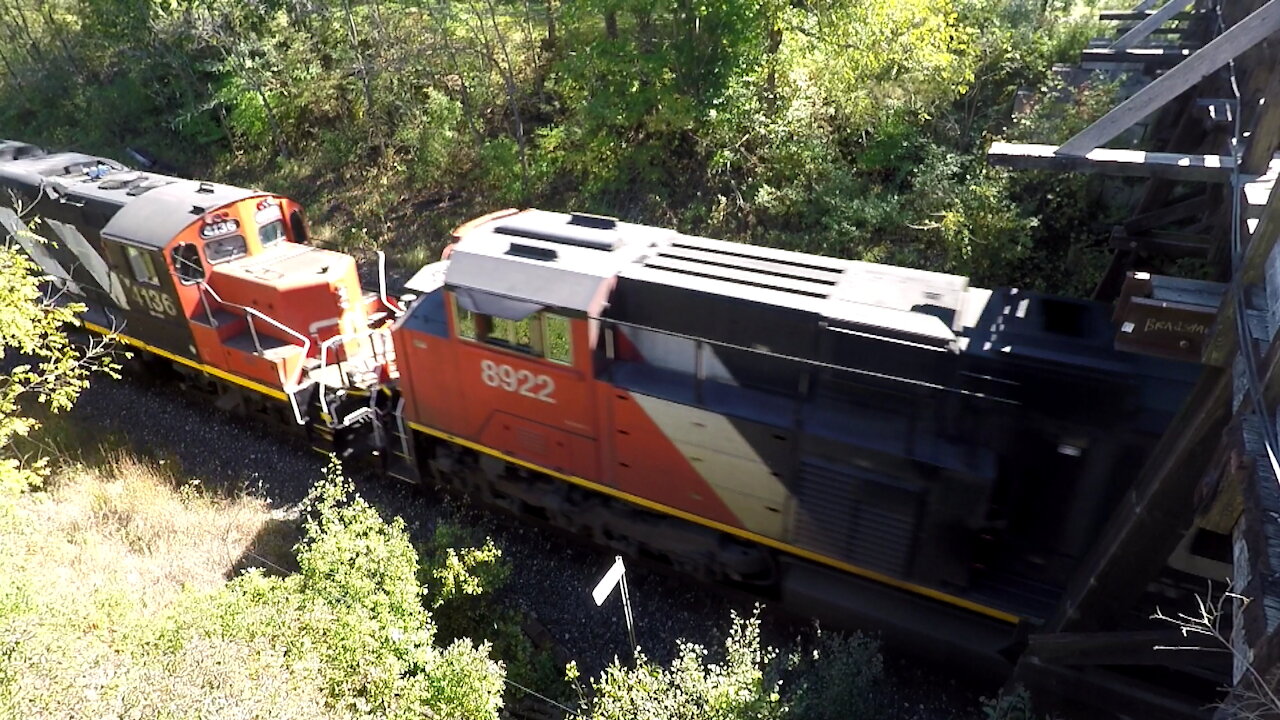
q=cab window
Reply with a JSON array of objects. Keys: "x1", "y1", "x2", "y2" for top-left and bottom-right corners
[
  {"x1": 205, "y1": 235, "x2": 247, "y2": 263},
  {"x1": 172, "y1": 243, "x2": 205, "y2": 284},
  {"x1": 124, "y1": 246, "x2": 159, "y2": 286},
  {"x1": 289, "y1": 209, "x2": 309, "y2": 244},
  {"x1": 490, "y1": 316, "x2": 537, "y2": 353},
  {"x1": 456, "y1": 305, "x2": 479, "y2": 340},
  {"x1": 543, "y1": 314, "x2": 573, "y2": 365},
  {"x1": 260, "y1": 219, "x2": 287, "y2": 247},
  {"x1": 453, "y1": 297, "x2": 574, "y2": 365}
]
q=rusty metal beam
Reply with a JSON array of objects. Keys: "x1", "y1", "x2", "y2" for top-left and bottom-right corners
[
  {"x1": 1202, "y1": 175, "x2": 1280, "y2": 365},
  {"x1": 987, "y1": 142, "x2": 1245, "y2": 181},
  {"x1": 1011, "y1": 658, "x2": 1213, "y2": 720},
  {"x1": 1102, "y1": 10, "x2": 1197, "y2": 21},
  {"x1": 1112, "y1": 0, "x2": 1194, "y2": 49},
  {"x1": 1110, "y1": 229, "x2": 1214, "y2": 257},
  {"x1": 1243, "y1": 68, "x2": 1280, "y2": 175},
  {"x1": 1123, "y1": 193, "x2": 1213, "y2": 232},
  {"x1": 1026, "y1": 629, "x2": 1229, "y2": 676},
  {"x1": 1081, "y1": 47, "x2": 1196, "y2": 66}
]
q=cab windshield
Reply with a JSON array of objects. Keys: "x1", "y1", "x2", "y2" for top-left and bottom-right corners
[{"x1": 260, "y1": 219, "x2": 287, "y2": 246}]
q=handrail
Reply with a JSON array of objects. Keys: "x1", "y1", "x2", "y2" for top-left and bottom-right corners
[
  {"x1": 197, "y1": 287, "x2": 214, "y2": 326},
  {"x1": 377, "y1": 250, "x2": 404, "y2": 317},
  {"x1": 198, "y1": 282, "x2": 311, "y2": 398},
  {"x1": 599, "y1": 316, "x2": 1021, "y2": 406},
  {"x1": 316, "y1": 325, "x2": 396, "y2": 418}
]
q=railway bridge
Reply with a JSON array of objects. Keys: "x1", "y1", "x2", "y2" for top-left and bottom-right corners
[{"x1": 990, "y1": 0, "x2": 1280, "y2": 716}]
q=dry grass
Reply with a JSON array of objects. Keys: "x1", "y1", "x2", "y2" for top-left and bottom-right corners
[
  {"x1": 8, "y1": 454, "x2": 285, "y2": 609},
  {"x1": 0, "y1": 453, "x2": 339, "y2": 720}
]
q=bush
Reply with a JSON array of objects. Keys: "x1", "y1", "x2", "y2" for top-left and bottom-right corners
[
  {"x1": 579, "y1": 610, "x2": 784, "y2": 720},
  {"x1": 783, "y1": 630, "x2": 885, "y2": 720},
  {"x1": 153, "y1": 459, "x2": 507, "y2": 720},
  {"x1": 575, "y1": 610, "x2": 885, "y2": 720},
  {"x1": 0, "y1": 457, "x2": 506, "y2": 720},
  {"x1": 420, "y1": 519, "x2": 571, "y2": 708}
]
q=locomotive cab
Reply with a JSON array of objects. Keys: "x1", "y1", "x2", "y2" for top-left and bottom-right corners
[{"x1": 393, "y1": 210, "x2": 662, "y2": 479}]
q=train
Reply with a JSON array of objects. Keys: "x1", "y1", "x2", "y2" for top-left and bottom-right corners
[{"x1": 0, "y1": 139, "x2": 1213, "y2": 662}]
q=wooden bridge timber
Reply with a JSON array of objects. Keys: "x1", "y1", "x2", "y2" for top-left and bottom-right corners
[{"x1": 989, "y1": 1, "x2": 1280, "y2": 717}]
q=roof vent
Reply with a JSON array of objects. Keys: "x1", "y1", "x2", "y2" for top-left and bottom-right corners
[
  {"x1": 98, "y1": 173, "x2": 143, "y2": 191},
  {"x1": 507, "y1": 243, "x2": 558, "y2": 261},
  {"x1": 494, "y1": 217, "x2": 621, "y2": 251},
  {"x1": 569, "y1": 213, "x2": 617, "y2": 230},
  {"x1": 196, "y1": 181, "x2": 216, "y2": 194},
  {"x1": 127, "y1": 178, "x2": 173, "y2": 197}
]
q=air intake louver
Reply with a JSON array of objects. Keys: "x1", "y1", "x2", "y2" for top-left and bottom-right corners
[{"x1": 792, "y1": 457, "x2": 922, "y2": 577}]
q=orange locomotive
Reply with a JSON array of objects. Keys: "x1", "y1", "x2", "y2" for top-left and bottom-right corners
[
  {"x1": 388, "y1": 209, "x2": 1203, "y2": 658},
  {"x1": 0, "y1": 141, "x2": 397, "y2": 426}
]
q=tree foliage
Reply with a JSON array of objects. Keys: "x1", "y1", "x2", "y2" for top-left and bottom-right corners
[
  {"x1": 151, "y1": 460, "x2": 506, "y2": 720},
  {"x1": 0, "y1": 216, "x2": 112, "y2": 492},
  {"x1": 579, "y1": 611, "x2": 785, "y2": 720},
  {"x1": 1, "y1": 0, "x2": 1116, "y2": 289},
  {"x1": 575, "y1": 611, "x2": 886, "y2": 720}
]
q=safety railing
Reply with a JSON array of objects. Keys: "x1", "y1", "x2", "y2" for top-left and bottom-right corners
[
  {"x1": 376, "y1": 250, "x2": 405, "y2": 318},
  {"x1": 198, "y1": 282, "x2": 312, "y2": 424},
  {"x1": 315, "y1": 325, "x2": 397, "y2": 419},
  {"x1": 598, "y1": 317, "x2": 1020, "y2": 408}
]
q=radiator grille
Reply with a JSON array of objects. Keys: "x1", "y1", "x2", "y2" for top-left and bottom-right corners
[{"x1": 792, "y1": 457, "x2": 922, "y2": 577}]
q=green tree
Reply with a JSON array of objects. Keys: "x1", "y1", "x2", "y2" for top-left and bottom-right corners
[
  {"x1": 153, "y1": 460, "x2": 506, "y2": 719},
  {"x1": 0, "y1": 215, "x2": 113, "y2": 493}
]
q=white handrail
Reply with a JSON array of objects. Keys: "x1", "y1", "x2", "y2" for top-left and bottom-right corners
[
  {"x1": 315, "y1": 325, "x2": 397, "y2": 418},
  {"x1": 377, "y1": 250, "x2": 404, "y2": 317},
  {"x1": 198, "y1": 282, "x2": 312, "y2": 424}
]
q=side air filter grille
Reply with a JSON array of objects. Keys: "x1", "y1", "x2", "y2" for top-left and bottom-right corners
[{"x1": 791, "y1": 457, "x2": 922, "y2": 577}]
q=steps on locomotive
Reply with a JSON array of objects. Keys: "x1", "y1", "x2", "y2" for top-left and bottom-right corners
[
  {"x1": 384, "y1": 453, "x2": 419, "y2": 483},
  {"x1": 309, "y1": 417, "x2": 336, "y2": 455},
  {"x1": 189, "y1": 308, "x2": 248, "y2": 341},
  {"x1": 224, "y1": 329, "x2": 305, "y2": 360},
  {"x1": 384, "y1": 398, "x2": 419, "y2": 482}
]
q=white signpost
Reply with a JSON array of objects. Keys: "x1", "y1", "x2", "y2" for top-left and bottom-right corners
[{"x1": 592, "y1": 555, "x2": 637, "y2": 656}]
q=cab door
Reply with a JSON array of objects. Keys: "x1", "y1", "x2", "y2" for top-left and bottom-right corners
[
  {"x1": 105, "y1": 239, "x2": 199, "y2": 361},
  {"x1": 449, "y1": 292, "x2": 599, "y2": 479}
]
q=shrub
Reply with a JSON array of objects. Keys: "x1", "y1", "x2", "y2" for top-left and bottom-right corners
[
  {"x1": 151, "y1": 459, "x2": 507, "y2": 720},
  {"x1": 0, "y1": 455, "x2": 507, "y2": 720}
]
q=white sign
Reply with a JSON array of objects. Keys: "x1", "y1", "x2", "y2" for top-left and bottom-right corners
[{"x1": 592, "y1": 556, "x2": 626, "y2": 607}]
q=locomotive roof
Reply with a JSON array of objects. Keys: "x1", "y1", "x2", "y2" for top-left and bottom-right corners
[
  {"x1": 631, "y1": 234, "x2": 968, "y2": 317},
  {"x1": 0, "y1": 140, "x2": 44, "y2": 161},
  {"x1": 0, "y1": 152, "x2": 125, "y2": 178},
  {"x1": 620, "y1": 233, "x2": 967, "y2": 347},
  {"x1": 0, "y1": 149, "x2": 262, "y2": 248},
  {"x1": 101, "y1": 180, "x2": 261, "y2": 249},
  {"x1": 449, "y1": 208, "x2": 972, "y2": 345},
  {"x1": 445, "y1": 209, "x2": 670, "y2": 313}
]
